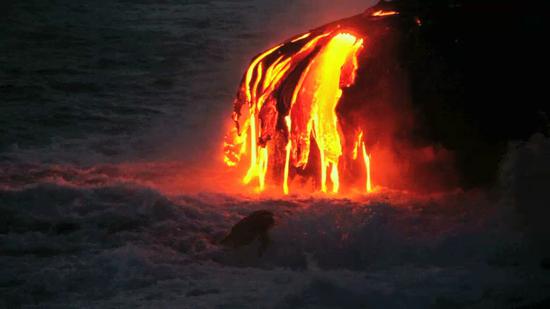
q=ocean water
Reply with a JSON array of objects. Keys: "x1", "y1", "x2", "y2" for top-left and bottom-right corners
[
  {"x1": 2, "y1": 0, "x2": 550, "y2": 308},
  {"x1": 0, "y1": 0, "x2": 375, "y2": 164}
]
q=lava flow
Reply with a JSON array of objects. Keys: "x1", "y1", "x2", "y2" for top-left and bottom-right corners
[
  {"x1": 220, "y1": 0, "x2": 550, "y2": 195},
  {"x1": 224, "y1": 30, "x2": 373, "y2": 195}
]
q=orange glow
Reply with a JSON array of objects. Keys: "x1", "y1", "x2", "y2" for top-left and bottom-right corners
[
  {"x1": 258, "y1": 147, "x2": 269, "y2": 191},
  {"x1": 371, "y1": 10, "x2": 399, "y2": 17},
  {"x1": 283, "y1": 116, "x2": 292, "y2": 195},
  {"x1": 362, "y1": 142, "x2": 373, "y2": 193},
  {"x1": 252, "y1": 63, "x2": 264, "y2": 104},
  {"x1": 352, "y1": 130, "x2": 364, "y2": 160},
  {"x1": 294, "y1": 33, "x2": 363, "y2": 193},
  {"x1": 352, "y1": 130, "x2": 373, "y2": 193},
  {"x1": 245, "y1": 44, "x2": 282, "y2": 104},
  {"x1": 225, "y1": 31, "x2": 373, "y2": 194},
  {"x1": 330, "y1": 163, "x2": 340, "y2": 193},
  {"x1": 223, "y1": 119, "x2": 248, "y2": 167},
  {"x1": 304, "y1": 33, "x2": 362, "y2": 193},
  {"x1": 243, "y1": 113, "x2": 258, "y2": 185},
  {"x1": 291, "y1": 32, "x2": 311, "y2": 43}
]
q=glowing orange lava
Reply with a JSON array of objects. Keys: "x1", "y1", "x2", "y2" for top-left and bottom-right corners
[
  {"x1": 353, "y1": 130, "x2": 373, "y2": 193},
  {"x1": 224, "y1": 31, "x2": 374, "y2": 195},
  {"x1": 291, "y1": 33, "x2": 363, "y2": 193},
  {"x1": 371, "y1": 10, "x2": 399, "y2": 17}
]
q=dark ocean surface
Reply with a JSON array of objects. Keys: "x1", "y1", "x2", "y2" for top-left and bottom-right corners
[
  {"x1": 0, "y1": 0, "x2": 374, "y2": 164},
  {"x1": 2, "y1": 0, "x2": 550, "y2": 308}
]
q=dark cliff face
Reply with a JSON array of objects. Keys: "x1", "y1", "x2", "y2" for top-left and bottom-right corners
[
  {"x1": 401, "y1": 0, "x2": 549, "y2": 187},
  {"x1": 337, "y1": 0, "x2": 550, "y2": 188}
]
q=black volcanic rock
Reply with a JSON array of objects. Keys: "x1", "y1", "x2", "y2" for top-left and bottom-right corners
[
  {"x1": 221, "y1": 210, "x2": 275, "y2": 257},
  {"x1": 384, "y1": 0, "x2": 550, "y2": 186},
  {"x1": 387, "y1": 0, "x2": 547, "y2": 186}
]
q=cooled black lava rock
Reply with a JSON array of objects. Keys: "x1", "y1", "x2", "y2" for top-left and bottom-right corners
[
  {"x1": 221, "y1": 210, "x2": 275, "y2": 257},
  {"x1": 384, "y1": 0, "x2": 550, "y2": 187},
  {"x1": 354, "y1": 0, "x2": 550, "y2": 187}
]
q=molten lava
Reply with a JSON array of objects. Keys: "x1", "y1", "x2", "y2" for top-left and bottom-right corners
[
  {"x1": 224, "y1": 0, "x2": 550, "y2": 194},
  {"x1": 371, "y1": 10, "x2": 399, "y2": 17},
  {"x1": 224, "y1": 29, "x2": 375, "y2": 195},
  {"x1": 353, "y1": 130, "x2": 373, "y2": 193},
  {"x1": 291, "y1": 33, "x2": 363, "y2": 193}
]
